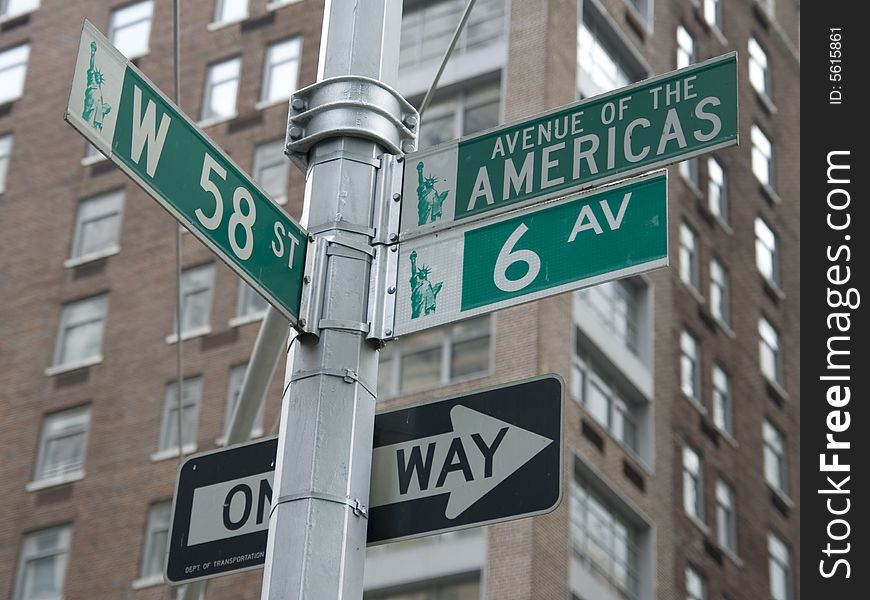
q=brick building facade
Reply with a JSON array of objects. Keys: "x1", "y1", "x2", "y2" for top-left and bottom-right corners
[{"x1": 0, "y1": 0, "x2": 799, "y2": 599}]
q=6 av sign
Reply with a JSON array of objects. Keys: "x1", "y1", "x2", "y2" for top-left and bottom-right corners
[
  {"x1": 394, "y1": 171, "x2": 667, "y2": 336},
  {"x1": 402, "y1": 52, "x2": 736, "y2": 239},
  {"x1": 64, "y1": 21, "x2": 307, "y2": 324},
  {"x1": 166, "y1": 376, "x2": 563, "y2": 583}
]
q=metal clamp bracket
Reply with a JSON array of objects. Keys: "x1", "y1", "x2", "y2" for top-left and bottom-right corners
[
  {"x1": 286, "y1": 367, "x2": 377, "y2": 398},
  {"x1": 285, "y1": 75, "x2": 418, "y2": 172},
  {"x1": 366, "y1": 243, "x2": 399, "y2": 342},
  {"x1": 273, "y1": 492, "x2": 368, "y2": 519},
  {"x1": 371, "y1": 153, "x2": 404, "y2": 246},
  {"x1": 296, "y1": 236, "x2": 328, "y2": 336}
]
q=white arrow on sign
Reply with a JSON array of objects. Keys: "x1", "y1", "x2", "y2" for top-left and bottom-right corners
[{"x1": 369, "y1": 405, "x2": 553, "y2": 519}]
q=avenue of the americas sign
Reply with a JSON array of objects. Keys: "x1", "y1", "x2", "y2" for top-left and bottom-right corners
[{"x1": 401, "y1": 52, "x2": 735, "y2": 239}]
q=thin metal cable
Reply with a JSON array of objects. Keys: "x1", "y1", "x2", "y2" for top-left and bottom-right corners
[
  {"x1": 418, "y1": 0, "x2": 478, "y2": 119},
  {"x1": 269, "y1": 334, "x2": 299, "y2": 436},
  {"x1": 173, "y1": 0, "x2": 185, "y2": 466}
]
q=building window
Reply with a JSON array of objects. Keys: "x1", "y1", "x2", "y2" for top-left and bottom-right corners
[
  {"x1": 748, "y1": 37, "x2": 771, "y2": 98},
  {"x1": 707, "y1": 157, "x2": 727, "y2": 222},
  {"x1": 0, "y1": 133, "x2": 12, "y2": 193},
  {"x1": 625, "y1": 0, "x2": 653, "y2": 28},
  {"x1": 754, "y1": 217, "x2": 779, "y2": 284},
  {"x1": 1, "y1": 0, "x2": 39, "y2": 19},
  {"x1": 768, "y1": 531, "x2": 792, "y2": 600},
  {"x1": 400, "y1": 0, "x2": 507, "y2": 71},
  {"x1": 679, "y1": 222, "x2": 699, "y2": 291},
  {"x1": 570, "y1": 471, "x2": 639, "y2": 597},
  {"x1": 703, "y1": 0, "x2": 722, "y2": 31},
  {"x1": 680, "y1": 330, "x2": 700, "y2": 402},
  {"x1": 261, "y1": 37, "x2": 302, "y2": 104},
  {"x1": 417, "y1": 81, "x2": 501, "y2": 150},
  {"x1": 577, "y1": 1, "x2": 647, "y2": 98},
  {"x1": 140, "y1": 501, "x2": 171, "y2": 579},
  {"x1": 682, "y1": 445, "x2": 703, "y2": 520},
  {"x1": 715, "y1": 478, "x2": 737, "y2": 552},
  {"x1": 711, "y1": 364, "x2": 732, "y2": 435},
  {"x1": 709, "y1": 259, "x2": 730, "y2": 325},
  {"x1": 235, "y1": 280, "x2": 268, "y2": 321},
  {"x1": 202, "y1": 56, "x2": 241, "y2": 121},
  {"x1": 33, "y1": 406, "x2": 90, "y2": 483},
  {"x1": 759, "y1": 316, "x2": 783, "y2": 384},
  {"x1": 0, "y1": 43, "x2": 30, "y2": 104},
  {"x1": 751, "y1": 124, "x2": 774, "y2": 187},
  {"x1": 109, "y1": 0, "x2": 154, "y2": 59},
  {"x1": 252, "y1": 139, "x2": 289, "y2": 204},
  {"x1": 685, "y1": 566, "x2": 706, "y2": 600},
  {"x1": 676, "y1": 25, "x2": 695, "y2": 69},
  {"x1": 576, "y1": 280, "x2": 643, "y2": 356},
  {"x1": 158, "y1": 377, "x2": 202, "y2": 452},
  {"x1": 221, "y1": 363, "x2": 264, "y2": 440},
  {"x1": 213, "y1": 0, "x2": 247, "y2": 25},
  {"x1": 69, "y1": 189, "x2": 124, "y2": 263},
  {"x1": 762, "y1": 420, "x2": 787, "y2": 493},
  {"x1": 51, "y1": 294, "x2": 108, "y2": 370},
  {"x1": 572, "y1": 352, "x2": 640, "y2": 453},
  {"x1": 365, "y1": 577, "x2": 480, "y2": 599},
  {"x1": 172, "y1": 263, "x2": 215, "y2": 339},
  {"x1": 378, "y1": 315, "x2": 491, "y2": 397},
  {"x1": 13, "y1": 525, "x2": 72, "y2": 600}
]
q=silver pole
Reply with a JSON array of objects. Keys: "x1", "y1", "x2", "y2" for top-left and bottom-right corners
[{"x1": 261, "y1": 0, "x2": 401, "y2": 598}]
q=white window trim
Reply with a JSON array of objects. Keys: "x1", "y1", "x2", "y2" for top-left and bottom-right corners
[
  {"x1": 0, "y1": 43, "x2": 30, "y2": 104},
  {"x1": 109, "y1": 0, "x2": 154, "y2": 60},
  {"x1": 623, "y1": 0, "x2": 654, "y2": 33},
  {"x1": 131, "y1": 574, "x2": 165, "y2": 589},
  {"x1": 13, "y1": 524, "x2": 72, "y2": 600},
  {"x1": 26, "y1": 469, "x2": 86, "y2": 492},
  {"x1": 150, "y1": 444, "x2": 198, "y2": 462},
  {"x1": 216, "y1": 427, "x2": 264, "y2": 447},
  {"x1": 196, "y1": 112, "x2": 238, "y2": 129},
  {"x1": 0, "y1": 0, "x2": 41, "y2": 22},
  {"x1": 254, "y1": 97, "x2": 291, "y2": 111},
  {"x1": 165, "y1": 325, "x2": 212, "y2": 345},
  {"x1": 64, "y1": 245, "x2": 121, "y2": 269},
  {"x1": 266, "y1": 0, "x2": 303, "y2": 10},
  {"x1": 80, "y1": 152, "x2": 108, "y2": 166},
  {"x1": 228, "y1": 311, "x2": 267, "y2": 328},
  {"x1": 45, "y1": 354, "x2": 104, "y2": 376}
]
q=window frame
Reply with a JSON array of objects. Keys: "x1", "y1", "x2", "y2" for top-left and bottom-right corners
[
  {"x1": 754, "y1": 216, "x2": 779, "y2": 284},
  {"x1": 156, "y1": 377, "x2": 203, "y2": 455},
  {"x1": 711, "y1": 364, "x2": 733, "y2": 436},
  {"x1": 758, "y1": 316, "x2": 783, "y2": 384},
  {"x1": 251, "y1": 138, "x2": 290, "y2": 205},
  {"x1": 706, "y1": 157, "x2": 728, "y2": 223},
  {"x1": 0, "y1": 43, "x2": 30, "y2": 105},
  {"x1": 232, "y1": 279, "x2": 269, "y2": 325},
  {"x1": 715, "y1": 477, "x2": 737, "y2": 553},
  {"x1": 748, "y1": 36, "x2": 771, "y2": 99},
  {"x1": 1, "y1": 0, "x2": 40, "y2": 20},
  {"x1": 49, "y1": 294, "x2": 108, "y2": 373},
  {"x1": 768, "y1": 530, "x2": 792, "y2": 600},
  {"x1": 685, "y1": 565, "x2": 707, "y2": 600},
  {"x1": 201, "y1": 56, "x2": 242, "y2": 123},
  {"x1": 169, "y1": 263, "x2": 215, "y2": 342},
  {"x1": 32, "y1": 405, "x2": 91, "y2": 486},
  {"x1": 703, "y1": 0, "x2": 723, "y2": 32},
  {"x1": 751, "y1": 124, "x2": 774, "y2": 188},
  {"x1": 108, "y1": 0, "x2": 154, "y2": 60},
  {"x1": 212, "y1": 0, "x2": 248, "y2": 26},
  {"x1": 680, "y1": 330, "x2": 701, "y2": 404},
  {"x1": 0, "y1": 132, "x2": 12, "y2": 193},
  {"x1": 139, "y1": 501, "x2": 171, "y2": 581},
  {"x1": 682, "y1": 445, "x2": 704, "y2": 520},
  {"x1": 679, "y1": 222, "x2": 700, "y2": 292},
  {"x1": 709, "y1": 258, "x2": 730, "y2": 326},
  {"x1": 415, "y1": 79, "x2": 502, "y2": 151},
  {"x1": 219, "y1": 363, "x2": 265, "y2": 442},
  {"x1": 762, "y1": 419, "x2": 788, "y2": 494},
  {"x1": 13, "y1": 525, "x2": 72, "y2": 600},
  {"x1": 378, "y1": 315, "x2": 493, "y2": 398},
  {"x1": 260, "y1": 37, "x2": 302, "y2": 105},
  {"x1": 67, "y1": 189, "x2": 125, "y2": 266}
]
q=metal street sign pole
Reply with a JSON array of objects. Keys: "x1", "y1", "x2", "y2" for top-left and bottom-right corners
[{"x1": 261, "y1": 1, "x2": 413, "y2": 598}]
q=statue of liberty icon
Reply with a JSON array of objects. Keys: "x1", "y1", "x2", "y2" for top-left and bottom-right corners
[
  {"x1": 416, "y1": 161, "x2": 449, "y2": 226},
  {"x1": 82, "y1": 41, "x2": 112, "y2": 131},
  {"x1": 409, "y1": 250, "x2": 444, "y2": 319}
]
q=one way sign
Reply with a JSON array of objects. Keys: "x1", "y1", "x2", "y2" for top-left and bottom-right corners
[
  {"x1": 367, "y1": 375, "x2": 563, "y2": 545},
  {"x1": 166, "y1": 375, "x2": 562, "y2": 583}
]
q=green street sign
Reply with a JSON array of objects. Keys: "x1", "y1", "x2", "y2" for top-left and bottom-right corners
[
  {"x1": 393, "y1": 171, "x2": 668, "y2": 336},
  {"x1": 64, "y1": 21, "x2": 307, "y2": 324},
  {"x1": 401, "y1": 53, "x2": 735, "y2": 240}
]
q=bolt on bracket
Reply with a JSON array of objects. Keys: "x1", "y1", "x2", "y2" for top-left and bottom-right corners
[
  {"x1": 371, "y1": 153, "x2": 403, "y2": 247},
  {"x1": 285, "y1": 76, "x2": 418, "y2": 172},
  {"x1": 366, "y1": 242, "x2": 399, "y2": 342},
  {"x1": 296, "y1": 236, "x2": 328, "y2": 337}
]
